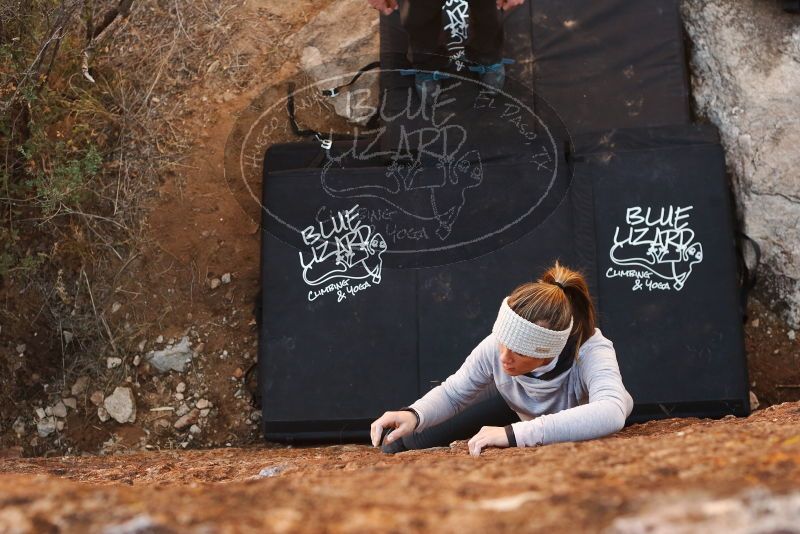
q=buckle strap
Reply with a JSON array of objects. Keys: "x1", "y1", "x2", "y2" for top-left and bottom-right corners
[
  {"x1": 400, "y1": 69, "x2": 451, "y2": 81},
  {"x1": 467, "y1": 58, "x2": 515, "y2": 75}
]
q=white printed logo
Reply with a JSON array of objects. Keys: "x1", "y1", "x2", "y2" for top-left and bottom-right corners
[
  {"x1": 606, "y1": 205, "x2": 703, "y2": 291},
  {"x1": 299, "y1": 205, "x2": 387, "y2": 303},
  {"x1": 443, "y1": 0, "x2": 469, "y2": 71}
]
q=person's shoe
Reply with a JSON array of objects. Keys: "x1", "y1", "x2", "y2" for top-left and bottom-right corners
[{"x1": 469, "y1": 59, "x2": 513, "y2": 93}]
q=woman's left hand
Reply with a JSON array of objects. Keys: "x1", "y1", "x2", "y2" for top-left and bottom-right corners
[{"x1": 467, "y1": 426, "x2": 510, "y2": 456}]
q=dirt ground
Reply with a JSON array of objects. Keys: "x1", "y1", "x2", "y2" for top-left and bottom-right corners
[{"x1": 1, "y1": 400, "x2": 799, "y2": 532}]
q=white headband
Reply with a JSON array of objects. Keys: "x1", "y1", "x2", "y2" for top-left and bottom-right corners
[{"x1": 492, "y1": 297, "x2": 573, "y2": 358}]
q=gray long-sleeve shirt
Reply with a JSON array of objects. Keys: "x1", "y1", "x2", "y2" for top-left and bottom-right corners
[{"x1": 409, "y1": 328, "x2": 635, "y2": 447}]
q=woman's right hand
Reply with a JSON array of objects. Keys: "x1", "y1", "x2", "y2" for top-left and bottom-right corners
[{"x1": 370, "y1": 410, "x2": 417, "y2": 447}]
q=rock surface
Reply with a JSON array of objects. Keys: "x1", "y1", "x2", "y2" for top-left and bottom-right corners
[
  {"x1": 0, "y1": 401, "x2": 798, "y2": 532},
  {"x1": 682, "y1": 0, "x2": 800, "y2": 325},
  {"x1": 289, "y1": 0, "x2": 380, "y2": 123}
]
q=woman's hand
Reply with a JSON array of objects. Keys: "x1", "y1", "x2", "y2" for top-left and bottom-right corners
[
  {"x1": 468, "y1": 426, "x2": 510, "y2": 456},
  {"x1": 370, "y1": 410, "x2": 417, "y2": 447},
  {"x1": 496, "y1": 0, "x2": 526, "y2": 11},
  {"x1": 367, "y1": 0, "x2": 399, "y2": 15}
]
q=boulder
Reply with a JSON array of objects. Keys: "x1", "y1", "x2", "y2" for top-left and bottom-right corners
[{"x1": 682, "y1": 0, "x2": 800, "y2": 325}]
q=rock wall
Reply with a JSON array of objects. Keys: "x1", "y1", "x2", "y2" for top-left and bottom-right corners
[{"x1": 681, "y1": 0, "x2": 800, "y2": 325}]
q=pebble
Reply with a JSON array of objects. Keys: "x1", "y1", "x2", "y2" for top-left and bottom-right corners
[
  {"x1": 45, "y1": 406, "x2": 53, "y2": 416},
  {"x1": 51, "y1": 401, "x2": 68, "y2": 418},
  {"x1": 196, "y1": 398, "x2": 210, "y2": 409},
  {"x1": 789, "y1": 330, "x2": 796, "y2": 341},
  {"x1": 104, "y1": 387, "x2": 137, "y2": 423},
  {"x1": 35, "y1": 407, "x2": 46, "y2": 419},
  {"x1": 221, "y1": 273, "x2": 232, "y2": 284},
  {"x1": 138, "y1": 339, "x2": 147, "y2": 352},
  {"x1": 750, "y1": 390, "x2": 760, "y2": 411},
  {"x1": 174, "y1": 408, "x2": 200, "y2": 430},
  {"x1": 176, "y1": 382, "x2": 186, "y2": 393},
  {"x1": 257, "y1": 465, "x2": 286, "y2": 478},
  {"x1": 133, "y1": 355, "x2": 141, "y2": 366},
  {"x1": 12, "y1": 417, "x2": 25, "y2": 436},
  {"x1": 175, "y1": 403, "x2": 190, "y2": 417},
  {"x1": 200, "y1": 408, "x2": 210, "y2": 417},
  {"x1": 55, "y1": 420, "x2": 65, "y2": 431},
  {"x1": 62, "y1": 397, "x2": 77, "y2": 410},
  {"x1": 156, "y1": 335, "x2": 164, "y2": 344},
  {"x1": 189, "y1": 424, "x2": 202, "y2": 434},
  {"x1": 107, "y1": 357, "x2": 123, "y2": 369},
  {"x1": 36, "y1": 417, "x2": 56, "y2": 437},
  {"x1": 97, "y1": 406, "x2": 110, "y2": 422},
  {"x1": 90, "y1": 390, "x2": 105, "y2": 406},
  {"x1": 750, "y1": 318, "x2": 760, "y2": 328},
  {"x1": 16, "y1": 344, "x2": 26, "y2": 354},
  {"x1": 63, "y1": 331, "x2": 74, "y2": 344},
  {"x1": 71, "y1": 376, "x2": 90, "y2": 396},
  {"x1": 233, "y1": 367, "x2": 244, "y2": 379},
  {"x1": 210, "y1": 278, "x2": 221, "y2": 290},
  {"x1": 145, "y1": 337, "x2": 194, "y2": 373},
  {"x1": 111, "y1": 302, "x2": 122, "y2": 313}
]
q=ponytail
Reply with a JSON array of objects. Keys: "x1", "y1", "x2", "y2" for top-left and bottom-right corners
[{"x1": 507, "y1": 261, "x2": 597, "y2": 358}]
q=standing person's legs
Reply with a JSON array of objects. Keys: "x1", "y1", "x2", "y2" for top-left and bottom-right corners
[
  {"x1": 381, "y1": 383, "x2": 519, "y2": 453},
  {"x1": 465, "y1": 0, "x2": 504, "y2": 65},
  {"x1": 399, "y1": 0, "x2": 449, "y2": 70}
]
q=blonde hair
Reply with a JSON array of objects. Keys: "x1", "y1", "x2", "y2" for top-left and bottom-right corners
[{"x1": 506, "y1": 261, "x2": 597, "y2": 358}]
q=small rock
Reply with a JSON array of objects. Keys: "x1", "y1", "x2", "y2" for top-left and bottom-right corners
[
  {"x1": 789, "y1": 330, "x2": 796, "y2": 341},
  {"x1": 210, "y1": 278, "x2": 221, "y2": 290},
  {"x1": 133, "y1": 355, "x2": 141, "y2": 366},
  {"x1": 174, "y1": 408, "x2": 200, "y2": 430},
  {"x1": 98, "y1": 406, "x2": 110, "y2": 422},
  {"x1": 62, "y1": 397, "x2": 77, "y2": 410},
  {"x1": 90, "y1": 390, "x2": 105, "y2": 406},
  {"x1": 62, "y1": 331, "x2": 74, "y2": 344},
  {"x1": 56, "y1": 420, "x2": 65, "y2": 431},
  {"x1": 138, "y1": 339, "x2": 147, "y2": 352},
  {"x1": 16, "y1": 344, "x2": 26, "y2": 354},
  {"x1": 175, "y1": 393, "x2": 184, "y2": 401},
  {"x1": 257, "y1": 465, "x2": 286, "y2": 478},
  {"x1": 156, "y1": 335, "x2": 164, "y2": 344},
  {"x1": 44, "y1": 406, "x2": 53, "y2": 416},
  {"x1": 196, "y1": 398, "x2": 210, "y2": 410},
  {"x1": 37, "y1": 417, "x2": 56, "y2": 437},
  {"x1": 233, "y1": 367, "x2": 244, "y2": 379},
  {"x1": 175, "y1": 403, "x2": 190, "y2": 417},
  {"x1": 189, "y1": 424, "x2": 202, "y2": 434},
  {"x1": 72, "y1": 375, "x2": 90, "y2": 396},
  {"x1": 195, "y1": 343, "x2": 205, "y2": 354},
  {"x1": 107, "y1": 357, "x2": 123, "y2": 369},
  {"x1": 111, "y1": 302, "x2": 122, "y2": 314},
  {"x1": 104, "y1": 386, "x2": 137, "y2": 424},
  {"x1": 35, "y1": 407, "x2": 46, "y2": 419},
  {"x1": 12, "y1": 417, "x2": 25, "y2": 436},
  {"x1": 176, "y1": 382, "x2": 186, "y2": 393},
  {"x1": 221, "y1": 273, "x2": 232, "y2": 284},
  {"x1": 51, "y1": 401, "x2": 68, "y2": 418},
  {"x1": 200, "y1": 408, "x2": 210, "y2": 417},
  {"x1": 144, "y1": 337, "x2": 194, "y2": 374},
  {"x1": 750, "y1": 318, "x2": 760, "y2": 328},
  {"x1": 750, "y1": 390, "x2": 760, "y2": 411},
  {"x1": 249, "y1": 410, "x2": 262, "y2": 422}
]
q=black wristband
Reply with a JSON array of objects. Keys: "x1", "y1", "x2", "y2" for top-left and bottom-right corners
[
  {"x1": 504, "y1": 424, "x2": 517, "y2": 447},
  {"x1": 399, "y1": 407, "x2": 420, "y2": 430}
]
